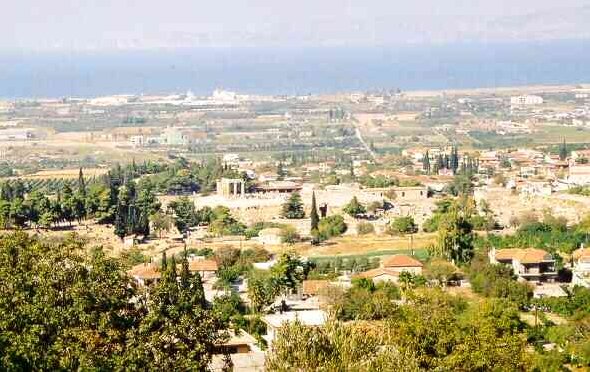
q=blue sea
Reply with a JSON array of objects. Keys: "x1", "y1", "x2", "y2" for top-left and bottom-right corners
[{"x1": 0, "y1": 40, "x2": 589, "y2": 98}]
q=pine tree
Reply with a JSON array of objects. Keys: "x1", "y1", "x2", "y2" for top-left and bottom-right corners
[{"x1": 282, "y1": 192, "x2": 305, "y2": 219}]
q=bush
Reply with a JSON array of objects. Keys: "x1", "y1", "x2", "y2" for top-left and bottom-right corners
[
  {"x1": 343, "y1": 197, "x2": 366, "y2": 217},
  {"x1": 388, "y1": 216, "x2": 417, "y2": 235},
  {"x1": 356, "y1": 222, "x2": 375, "y2": 235},
  {"x1": 280, "y1": 225, "x2": 300, "y2": 244},
  {"x1": 318, "y1": 215, "x2": 347, "y2": 241},
  {"x1": 469, "y1": 257, "x2": 532, "y2": 308}
]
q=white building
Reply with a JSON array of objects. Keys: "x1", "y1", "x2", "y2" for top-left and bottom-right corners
[
  {"x1": 262, "y1": 310, "x2": 327, "y2": 345},
  {"x1": 129, "y1": 135, "x2": 145, "y2": 147},
  {"x1": 161, "y1": 127, "x2": 188, "y2": 146},
  {"x1": 211, "y1": 89, "x2": 237, "y2": 103},
  {"x1": 489, "y1": 248, "x2": 557, "y2": 283},
  {"x1": 223, "y1": 153, "x2": 241, "y2": 166},
  {"x1": 256, "y1": 228, "x2": 283, "y2": 245},
  {"x1": 510, "y1": 95, "x2": 544, "y2": 106},
  {"x1": 568, "y1": 165, "x2": 590, "y2": 186},
  {"x1": 350, "y1": 93, "x2": 365, "y2": 103},
  {"x1": 0, "y1": 128, "x2": 35, "y2": 141},
  {"x1": 572, "y1": 248, "x2": 590, "y2": 288},
  {"x1": 519, "y1": 181, "x2": 553, "y2": 197}
]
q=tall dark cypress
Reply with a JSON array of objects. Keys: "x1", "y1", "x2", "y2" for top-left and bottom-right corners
[
  {"x1": 422, "y1": 151, "x2": 431, "y2": 174},
  {"x1": 559, "y1": 138, "x2": 568, "y2": 161},
  {"x1": 310, "y1": 191, "x2": 320, "y2": 245},
  {"x1": 78, "y1": 167, "x2": 86, "y2": 198}
]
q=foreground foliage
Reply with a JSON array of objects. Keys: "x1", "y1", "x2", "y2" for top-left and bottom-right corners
[
  {"x1": 0, "y1": 232, "x2": 225, "y2": 370},
  {"x1": 267, "y1": 289, "x2": 532, "y2": 371}
]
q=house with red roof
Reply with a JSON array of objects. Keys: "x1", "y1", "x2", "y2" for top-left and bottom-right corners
[
  {"x1": 128, "y1": 257, "x2": 218, "y2": 286},
  {"x1": 354, "y1": 254, "x2": 424, "y2": 283},
  {"x1": 489, "y1": 248, "x2": 557, "y2": 283}
]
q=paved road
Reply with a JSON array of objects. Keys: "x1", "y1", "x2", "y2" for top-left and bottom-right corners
[{"x1": 354, "y1": 127, "x2": 377, "y2": 160}]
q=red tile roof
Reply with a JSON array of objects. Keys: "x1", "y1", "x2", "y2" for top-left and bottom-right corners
[
  {"x1": 128, "y1": 259, "x2": 218, "y2": 280},
  {"x1": 188, "y1": 259, "x2": 218, "y2": 272},
  {"x1": 128, "y1": 263, "x2": 162, "y2": 280},
  {"x1": 354, "y1": 268, "x2": 401, "y2": 279},
  {"x1": 494, "y1": 248, "x2": 552, "y2": 264},
  {"x1": 381, "y1": 255, "x2": 423, "y2": 268}
]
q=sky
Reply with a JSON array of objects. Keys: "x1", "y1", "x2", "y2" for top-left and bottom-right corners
[{"x1": 3, "y1": 0, "x2": 590, "y2": 50}]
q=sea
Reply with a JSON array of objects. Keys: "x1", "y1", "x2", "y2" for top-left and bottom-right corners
[{"x1": 0, "y1": 40, "x2": 589, "y2": 98}]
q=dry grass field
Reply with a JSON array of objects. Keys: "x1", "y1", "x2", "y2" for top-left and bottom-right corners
[
  {"x1": 287, "y1": 233, "x2": 437, "y2": 257},
  {"x1": 16, "y1": 168, "x2": 109, "y2": 180}
]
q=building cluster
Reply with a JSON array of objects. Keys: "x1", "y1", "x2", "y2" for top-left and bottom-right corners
[{"x1": 128, "y1": 126, "x2": 208, "y2": 147}]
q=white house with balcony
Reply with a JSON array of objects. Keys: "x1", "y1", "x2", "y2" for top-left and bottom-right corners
[
  {"x1": 489, "y1": 248, "x2": 557, "y2": 283},
  {"x1": 572, "y1": 248, "x2": 590, "y2": 288}
]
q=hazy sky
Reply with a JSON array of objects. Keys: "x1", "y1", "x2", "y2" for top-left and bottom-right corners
[{"x1": 3, "y1": 0, "x2": 590, "y2": 50}]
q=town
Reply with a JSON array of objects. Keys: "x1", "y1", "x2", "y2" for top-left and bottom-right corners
[{"x1": 1, "y1": 84, "x2": 590, "y2": 370}]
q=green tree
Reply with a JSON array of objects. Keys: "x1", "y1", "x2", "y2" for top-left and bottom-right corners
[
  {"x1": 310, "y1": 191, "x2": 320, "y2": 244},
  {"x1": 430, "y1": 206, "x2": 474, "y2": 264},
  {"x1": 266, "y1": 320, "x2": 419, "y2": 371},
  {"x1": 123, "y1": 252, "x2": 225, "y2": 369},
  {"x1": 357, "y1": 221, "x2": 375, "y2": 235},
  {"x1": 282, "y1": 192, "x2": 305, "y2": 219},
  {"x1": 271, "y1": 253, "x2": 307, "y2": 292},
  {"x1": 388, "y1": 216, "x2": 418, "y2": 235},
  {"x1": 78, "y1": 167, "x2": 87, "y2": 199},
  {"x1": 168, "y1": 196, "x2": 198, "y2": 233},
  {"x1": 150, "y1": 211, "x2": 173, "y2": 238},
  {"x1": 277, "y1": 161, "x2": 287, "y2": 181},
  {"x1": 343, "y1": 196, "x2": 366, "y2": 217},
  {"x1": 559, "y1": 138, "x2": 568, "y2": 161},
  {"x1": 247, "y1": 270, "x2": 279, "y2": 312},
  {"x1": 280, "y1": 225, "x2": 300, "y2": 244},
  {"x1": 422, "y1": 151, "x2": 431, "y2": 174},
  {"x1": 0, "y1": 232, "x2": 139, "y2": 370},
  {"x1": 318, "y1": 215, "x2": 347, "y2": 241},
  {"x1": 425, "y1": 259, "x2": 457, "y2": 286}
]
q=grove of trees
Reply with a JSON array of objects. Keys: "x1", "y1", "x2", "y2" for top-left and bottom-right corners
[{"x1": 0, "y1": 232, "x2": 226, "y2": 370}]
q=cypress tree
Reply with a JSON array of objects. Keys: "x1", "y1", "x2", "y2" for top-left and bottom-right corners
[
  {"x1": 161, "y1": 251, "x2": 168, "y2": 273},
  {"x1": 77, "y1": 168, "x2": 86, "y2": 199},
  {"x1": 422, "y1": 151, "x2": 431, "y2": 174},
  {"x1": 114, "y1": 203, "x2": 126, "y2": 239},
  {"x1": 437, "y1": 154, "x2": 444, "y2": 171},
  {"x1": 450, "y1": 147, "x2": 460, "y2": 174},
  {"x1": 191, "y1": 272, "x2": 206, "y2": 308},
  {"x1": 180, "y1": 248, "x2": 191, "y2": 291},
  {"x1": 310, "y1": 191, "x2": 320, "y2": 244},
  {"x1": 559, "y1": 138, "x2": 568, "y2": 161}
]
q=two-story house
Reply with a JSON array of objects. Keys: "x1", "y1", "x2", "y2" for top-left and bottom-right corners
[
  {"x1": 489, "y1": 248, "x2": 557, "y2": 283},
  {"x1": 572, "y1": 248, "x2": 590, "y2": 288}
]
